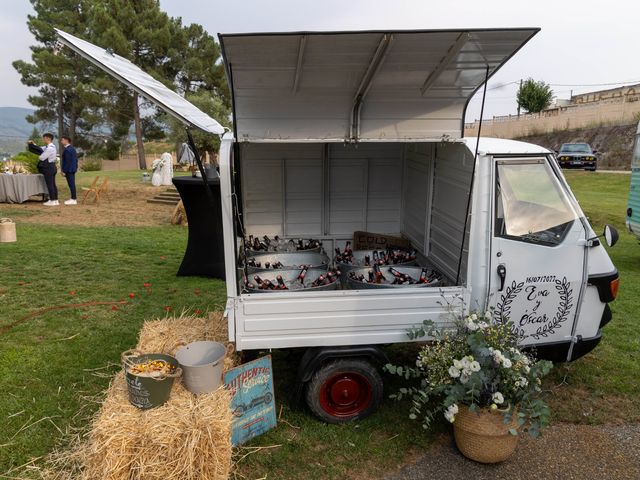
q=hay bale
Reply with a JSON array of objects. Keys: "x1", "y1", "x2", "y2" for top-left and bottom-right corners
[{"x1": 40, "y1": 312, "x2": 235, "y2": 480}]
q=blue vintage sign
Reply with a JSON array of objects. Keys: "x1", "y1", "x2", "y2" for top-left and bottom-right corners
[{"x1": 223, "y1": 355, "x2": 277, "y2": 445}]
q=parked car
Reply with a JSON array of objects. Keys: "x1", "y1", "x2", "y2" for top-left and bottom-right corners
[{"x1": 556, "y1": 143, "x2": 598, "y2": 171}]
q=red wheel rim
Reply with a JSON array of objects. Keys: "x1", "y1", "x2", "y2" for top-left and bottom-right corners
[{"x1": 318, "y1": 372, "x2": 373, "y2": 418}]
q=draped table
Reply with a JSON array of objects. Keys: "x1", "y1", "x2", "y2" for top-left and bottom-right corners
[{"x1": 0, "y1": 174, "x2": 47, "y2": 203}]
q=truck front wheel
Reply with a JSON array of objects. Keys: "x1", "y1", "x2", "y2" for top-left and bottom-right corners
[{"x1": 305, "y1": 359, "x2": 383, "y2": 423}]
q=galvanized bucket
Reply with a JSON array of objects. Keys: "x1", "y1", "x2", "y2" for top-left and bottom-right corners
[
  {"x1": 246, "y1": 237, "x2": 323, "y2": 255},
  {"x1": 122, "y1": 350, "x2": 181, "y2": 409},
  {"x1": 345, "y1": 266, "x2": 441, "y2": 289},
  {"x1": 175, "y1": 341, "x2": 227, "y2": 394},
  {"x1": 336, "y1": 249, "x2": 418, "y2": 280},
  {"x1": 246, "y1": 251, "x2": 330, "y2": 273},
  {"x1": 244, "y1": 268, "x2": 339, "y2": 293}
]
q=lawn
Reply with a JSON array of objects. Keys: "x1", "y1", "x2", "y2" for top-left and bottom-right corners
[{"x1": 0, "y1": 170, "x2": 637, "y2": 478}]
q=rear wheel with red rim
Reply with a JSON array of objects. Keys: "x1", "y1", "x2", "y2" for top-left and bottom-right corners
[{"x1": 305, "y1": 359, "x2": 383, "y2": 423}]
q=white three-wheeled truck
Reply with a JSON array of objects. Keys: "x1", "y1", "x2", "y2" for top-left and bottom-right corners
[{"x1": 57, "y1": 27, "x2": 619, "y2": 423}]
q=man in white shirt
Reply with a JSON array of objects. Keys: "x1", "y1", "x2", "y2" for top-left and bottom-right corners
[{"x1": 29, "y1": 133, "x2": 58, "y2": 206}]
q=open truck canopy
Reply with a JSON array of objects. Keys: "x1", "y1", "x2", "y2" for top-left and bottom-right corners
[
  {"x1": 218, "y1": 29, "x2": 539, "y2": 142},
  {"x1": 56, "y1": 28, "x2": 539, "y2": 143}
]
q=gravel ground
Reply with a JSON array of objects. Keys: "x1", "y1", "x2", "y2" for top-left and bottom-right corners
[{"x1": 385, "y1": 423, "x2": 640, "y2": 480}]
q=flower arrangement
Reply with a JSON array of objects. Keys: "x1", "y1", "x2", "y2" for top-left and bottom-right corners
[
  {"x1": 151, "y1": 157, "x2": 167, "y2": 172},
  {"x1": 386, "y1": 312, "x2": 553, "y2": 437}
]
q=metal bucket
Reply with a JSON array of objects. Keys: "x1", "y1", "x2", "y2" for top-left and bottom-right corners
[
  {"x1": 122, "y1": 350, "x2": 181, "y2": 409},
  {"x1": 345, "y1": 266, "x2": 441, "y2": 289},
  {"x1": 336, "y1": 249, "x2": 418, "y2": 280},
  {"x1": 246, "y1": 237, "x2": 323, "y2": 255},
  {"x1": 175, "y1": 341, "x2": 226, "y2": 394},
  {"x1": 246, "y1": 251, "x2": 330, "y2": 273},
  {"x1": 244, "y1": 268, "x2": 339, "y2": 293}
]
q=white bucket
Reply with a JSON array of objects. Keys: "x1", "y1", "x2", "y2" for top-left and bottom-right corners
[
  {"x1": 0, "y1": 218, "x2": 16, "y2": 243},
  {"x1": 175, "y1": 341, "x2": 226, "y2": 394}
]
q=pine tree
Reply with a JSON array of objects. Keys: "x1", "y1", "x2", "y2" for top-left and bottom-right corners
[
  {"x1": 87, "y1": 0, "x2": 185, "y2": 169},
  {"x1": 12, "y1": 0, "x2": 103, "y2": 150}
]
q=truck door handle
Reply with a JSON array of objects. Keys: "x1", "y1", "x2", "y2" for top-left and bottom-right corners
[{"x1": 497, "y1": 264, "x2": 506, "y2": 291}]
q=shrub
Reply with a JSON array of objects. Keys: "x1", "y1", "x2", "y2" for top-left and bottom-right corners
[
  {"x1": 10, "y1": 151, "x2": 40, "y2": 173},
  {"x1": 81, "y1": 158, "x2": 103, "y2": 172}
]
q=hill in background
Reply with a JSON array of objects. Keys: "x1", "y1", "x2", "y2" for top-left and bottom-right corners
[{"x1": 0, "y1": 106, "x2": 47, "y2": 158}]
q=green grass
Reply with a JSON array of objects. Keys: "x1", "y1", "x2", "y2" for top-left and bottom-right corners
[
  {"x1": 0, "y1": 170, "x2": 638, "y2": 478},
  {"x1": 545, "y1": 171, "x2": 640, "y2": 424},
  {"x1": 0, "y1": 224, "x2": 226, "y2": 473}
]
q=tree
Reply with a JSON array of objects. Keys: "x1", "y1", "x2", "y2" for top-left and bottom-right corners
[
  {"x1": 516, "y1": 78, "x2": 554, "y2": 114},
  {"x1": 166, "y1": 90, "x2": 231, "y2": 161},
  {"x1": 13, "y1": 0, "x2": 104, "y2": 150},
  {"x1": 87, "y1": 0, "x2": 185, "y2": 169}
]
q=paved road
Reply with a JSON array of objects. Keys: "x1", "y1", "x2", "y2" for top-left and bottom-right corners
[{"x1": 385, "y1": 424, "x2": 640, "y2": 480}]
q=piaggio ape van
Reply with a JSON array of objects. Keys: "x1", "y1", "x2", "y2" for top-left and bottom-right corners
[{"x1": 57, "y1": 28, "x2": 619, "y2": 423}]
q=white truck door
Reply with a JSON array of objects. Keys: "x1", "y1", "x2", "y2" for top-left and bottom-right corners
[{"x1": 488, "y1": 157, "x2": 585, "y2": 346}]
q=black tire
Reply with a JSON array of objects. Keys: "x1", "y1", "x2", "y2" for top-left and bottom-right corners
[{"x1": 305, "y1": 358, "x2": 383, "y2": 424}]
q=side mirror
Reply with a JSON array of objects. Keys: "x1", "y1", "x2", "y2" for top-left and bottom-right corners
[{"x1": 604, "y1": 224, "x2": 619, "y2": 247}]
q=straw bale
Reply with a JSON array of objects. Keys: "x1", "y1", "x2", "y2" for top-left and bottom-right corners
[{"x1": 39, "y1": 312, "x2": 236, "y2": 480}]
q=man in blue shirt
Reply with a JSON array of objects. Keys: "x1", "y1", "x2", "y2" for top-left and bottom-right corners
[
  {"x1": 60, "y1": 135, "x2": 78, "y2": 205},
  {"x1": 29, "y1": 133, "x2": 58, "y2": 206}
]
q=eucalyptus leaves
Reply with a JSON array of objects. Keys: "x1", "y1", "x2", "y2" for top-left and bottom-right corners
[{"x1": 386, "y1": 312, "x2": 553, "y2": 437}]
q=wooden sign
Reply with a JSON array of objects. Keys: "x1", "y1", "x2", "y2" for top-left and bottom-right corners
[{"x1": 352, "y1": 231, "x2": 410, "y2": 250}]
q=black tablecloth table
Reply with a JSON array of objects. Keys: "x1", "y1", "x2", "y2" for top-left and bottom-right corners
[{"x1": 172, "y1": 176, "x2": 226, "y2": 279}]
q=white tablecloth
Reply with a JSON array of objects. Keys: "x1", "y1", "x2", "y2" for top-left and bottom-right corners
[{"x1": 0, "y1": 174, "x2": 47, "y2": 203}]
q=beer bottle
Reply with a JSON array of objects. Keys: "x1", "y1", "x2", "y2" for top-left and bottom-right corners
[
  {"x1": 265, "y1": 262, "x2": 271, "y2": 269},
  {"x1": 263, "y1": 235, "x2": 271, "y2": 246},
  {"x1": 364, "y1": 255, "x2": 370, "y2": 266},
  {"x1": 247, "y1": 282, "x2": 255, "y2": 289},
  {"x1": 253, "y1": 275, "x2": 264, "y2": 285},
  {"x1": 368, "y1": 269, "x2": 374, "y2": 283},
  {"x1": 388, "y1": 267, "x2": 403, "y2": 278},
  {"x1": 344, "y1": 241, "x2": 352, "y2": 255},
  {"x1": 298, "y1": 239, "x2": 304, "y2": 250},
  {"x1": 297, "y1": 266, "x2": 308, "y2": 284},
  {"x1": 419, "y1": 268, "x2": 428, "y2": 284},
  {"x1": 276, "y1": 275, "x2": 287, "y2": 289}
]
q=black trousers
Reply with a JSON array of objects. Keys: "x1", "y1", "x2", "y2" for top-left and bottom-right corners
[
  {"x1": 38, "y1": 162, "x2": 58, "y2": 200},
  {"x1": 65, "y1": 172, "x2": 77, "y2": 199}
]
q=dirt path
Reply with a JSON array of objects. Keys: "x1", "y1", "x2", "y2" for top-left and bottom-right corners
[
  {"x1": 385, "y1": 424, "x2": 640, "y2": 480},
  {"x1": 3, "y1": 183, "x2": 177, "y2": 227}
]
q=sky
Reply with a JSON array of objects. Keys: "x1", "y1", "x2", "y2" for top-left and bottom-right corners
[{"x1": 2, "y1": 0, "x2": 639, "y2": 122}]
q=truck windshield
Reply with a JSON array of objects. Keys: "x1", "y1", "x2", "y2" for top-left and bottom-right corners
[
  {"x1": 495, "y1": 159, "x2": 579, "y2": 246},
  {"x1": 559, "y1": 144, "x2": 591, "y2": 154}
]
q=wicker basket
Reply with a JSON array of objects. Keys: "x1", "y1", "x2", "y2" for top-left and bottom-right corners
[{"x1": 453, "y1": 405, "x2": 519, "y2": 463}]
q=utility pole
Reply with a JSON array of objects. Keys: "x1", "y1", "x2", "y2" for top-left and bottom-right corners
[{"x1": 517, "y1": 79, "x2": 523, "y2": 117}]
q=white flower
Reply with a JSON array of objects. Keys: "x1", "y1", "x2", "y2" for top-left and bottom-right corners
[
  {"x1": 453, "y1": 359, "x2": 462, "y2": 369},
  {"x1": 470, "y1": 313, "x2": 478, "y2": 321},
  {"x1": 523, "y1": 365, "x2": 531, "y2": 374},
  {"x1": 485, "y1": 310, "x2": 492, "y2": 320},
  {"x1": 416, "y1": 359, "x2": 423, "y2": 368},
  {"x1": 459, "y1": 373, "x2": 469, "y2": 384},
  {"x1": 519, "y1": 377, "x2": 528, "y2": 387},
  {"x1": 478, "y1": 321, "x2": 488, "y2": 330},
  {"x1": 502, "y1": 358, "x2": 513, "y2": 369},
  {"x1": 466, "y1": 320, "x2": 478, "y2": 331},
  {"x1": 491, "y1": 403, "x2": 498, "y2": 411},
  {"x1": 444, "y1": 410, "x2": 456, "y2": 423},
  {"x1": 492, "y1": 392, "x2": 504, "y2": 404},
  {"x1": 448, "y1": 404, "x2": 459, "y2": 415},
  {"x1": 460, "y1": 357, "x2": 471, "y2": 369},
  {"x1": 469, "y1": 361, "x2": 481, "y2": 372},
  {"x1": 448, "y1": 366, "x2": 461, "y2": 378}
]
